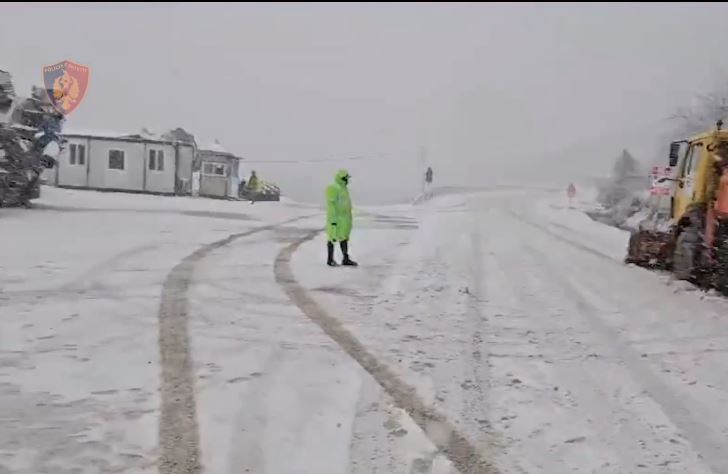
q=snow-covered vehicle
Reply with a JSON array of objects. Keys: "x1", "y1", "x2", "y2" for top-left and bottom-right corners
[{"x1": 239, "y1": 176, "x2": 281, "y2": 202}]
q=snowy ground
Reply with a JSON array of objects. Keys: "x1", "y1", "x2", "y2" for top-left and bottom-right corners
[{"x1": 2, "y1": 186, "x2": 728, "y2": 473}]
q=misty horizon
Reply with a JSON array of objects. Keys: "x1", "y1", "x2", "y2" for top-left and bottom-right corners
[{"x1": 3, "y1": 2, "x2": 728, "y2": 203}]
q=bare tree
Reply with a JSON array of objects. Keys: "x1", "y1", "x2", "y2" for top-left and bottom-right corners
[{"x1": 671, "y1": 81, "x2": 728, "y2": 136}]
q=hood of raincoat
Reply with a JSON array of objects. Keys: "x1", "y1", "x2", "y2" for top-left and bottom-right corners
[{"x1": 335, "y1": 169, "x2": 350, "y2": 186}]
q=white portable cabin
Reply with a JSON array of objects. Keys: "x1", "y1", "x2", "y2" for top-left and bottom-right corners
[
  {"x1": 197, "y1": 141, "x2": 243, "y2": 199},
  {"x1": 48, "y1": 130, "x2": 196, "y2": 195}
]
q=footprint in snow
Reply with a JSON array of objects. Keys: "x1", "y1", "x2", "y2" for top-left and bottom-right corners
[
  {"x1": 227, "y1": 376, "x2": 249, "y2": 384},
  {"x1": 91, "y1": 389, "x2": 119, "y2": 396}
]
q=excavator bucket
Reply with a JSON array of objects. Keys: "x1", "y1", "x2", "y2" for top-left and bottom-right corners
[{"x1": 625, "y1": 229, "x2": 673, "y2": 268}]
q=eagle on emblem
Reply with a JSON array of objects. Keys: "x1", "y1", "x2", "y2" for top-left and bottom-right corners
[{"x1": 52, "y1": 70, "x2": 80, "y2": 113}]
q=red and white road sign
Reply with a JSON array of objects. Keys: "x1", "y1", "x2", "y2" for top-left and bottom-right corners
[{"x1": 650, "y1": 166, "x2": 673, "y2": 196}]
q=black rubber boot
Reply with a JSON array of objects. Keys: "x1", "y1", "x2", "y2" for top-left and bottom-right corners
[
  {"x1": 340, "y1": 240, "x2": 358, "y2": 266},
  {"x1": 327, "y1": 241, "x2": 338, "y2": 266}
]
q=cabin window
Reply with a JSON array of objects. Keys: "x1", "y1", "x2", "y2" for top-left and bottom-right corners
[
  {"x1": 108, "y1": 149, "x2": 125, "y2": 170},
  {"x1": 202, "y1": 161, "x2": 227, "y2": 176},
  {"x1": 69, "y1": 144, "x2": 86, "y2": 166},
  {"x1": 683, "y1": 143, "x2": 703, "y2": 177},
  {"x1": 149, "y1": 149, "x2": 165, "y2": 171}
]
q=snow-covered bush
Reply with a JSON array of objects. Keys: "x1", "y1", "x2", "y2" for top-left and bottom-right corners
[{"x1": 588, "y1": 149, "x2": 653, "y2": 231}]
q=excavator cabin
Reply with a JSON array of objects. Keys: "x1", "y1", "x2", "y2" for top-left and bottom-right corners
[{"x1": 668, "y1": 124, "x2": 728, "y2": 227}]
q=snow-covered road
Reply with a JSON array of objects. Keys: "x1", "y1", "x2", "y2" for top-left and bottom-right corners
[{"x1": 2, "y1": 187, "x2": 728, "y2": 473}]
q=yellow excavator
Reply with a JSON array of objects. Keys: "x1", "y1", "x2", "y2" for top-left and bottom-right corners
[{"x1": 625, "y1": 120, "x2": 728, "y2": 291}]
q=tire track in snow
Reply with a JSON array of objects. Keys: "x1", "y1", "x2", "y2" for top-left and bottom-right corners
[
  {"x1": 274, "y1": 229, "x2": 500, "y2": 474},
  {"x1": 465, "y1": 207, "x2": 495, "y2": 455},
  {"x1": 505, "y1": 209, "x2": 617, "y2": 264},
  {"x1": 157, "y1": 214, "x2": 317, "y2": 474}
]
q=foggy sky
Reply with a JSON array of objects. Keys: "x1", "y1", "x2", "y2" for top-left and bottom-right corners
[{"x1": 3, "y1": 2, "x2": 728, "y2": 203}]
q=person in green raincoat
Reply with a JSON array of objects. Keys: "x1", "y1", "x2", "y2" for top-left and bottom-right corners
[
  {"x1": 245, "y1": 170, "x2": 260, "y2": 204},
  {"x1": 326, "y1": 169, "x2": 358, "y2": 266},
  {"x1": 246, "y1": 171, "x2": 260, "y2": 192}
]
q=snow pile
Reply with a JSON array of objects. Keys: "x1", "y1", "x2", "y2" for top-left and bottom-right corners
[{"x1": 587, "y1": 190, "x2": 649, "y2": 231}]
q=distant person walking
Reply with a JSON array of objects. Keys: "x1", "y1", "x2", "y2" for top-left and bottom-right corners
[
  {"x1": 326, "y1": 169, "x2": 357, "y2": 267},
  {"x1": 424, "y1": 166, "x2": 433, "y2": 199},
  {"x1": 567, "y1": 182, "x2": 576, "y2": 208}
]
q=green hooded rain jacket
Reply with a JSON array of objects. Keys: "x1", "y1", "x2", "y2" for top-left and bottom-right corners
[{"x1": 326, "y1": 169, "x2": 352, "y2": 242}]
